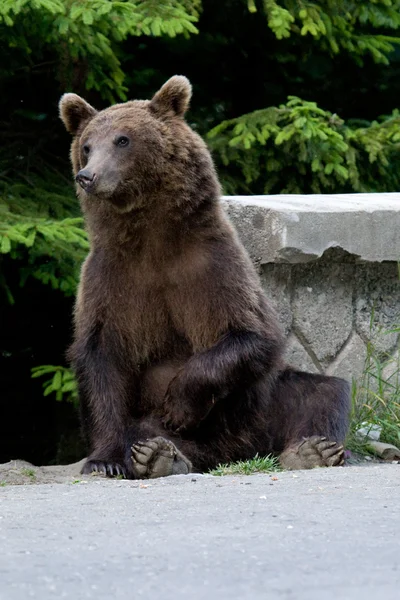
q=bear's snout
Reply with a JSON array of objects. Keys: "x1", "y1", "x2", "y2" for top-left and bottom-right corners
[{"x1": 76, "y1": 169, "x2": 97, "y2": 192}]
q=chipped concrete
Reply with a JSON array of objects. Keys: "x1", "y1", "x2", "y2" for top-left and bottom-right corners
[{"x1": 223, "y1": 193, "x2": 400, "y2": 264}]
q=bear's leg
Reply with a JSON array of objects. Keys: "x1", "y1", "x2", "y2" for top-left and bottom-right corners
[
  {"x1": 131, "y1": 437, "x2": 192, "y2": 479},
  {"x1": 71, "y1": 327, "x2": 134, "y2": 478},
  {"x1": 270, "y1": 368, "x2": 350, "y2": 470},
  {"x1": 161, "y1": 330, "x2": 282, "y2": 434}
]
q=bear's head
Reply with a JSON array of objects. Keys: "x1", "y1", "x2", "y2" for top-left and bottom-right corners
[{"x1": 59, "y1": 76, "x2": 219, "y2": 214}]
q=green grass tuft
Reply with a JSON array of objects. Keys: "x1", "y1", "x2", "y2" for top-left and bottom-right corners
[
  {"x1": 348, "y1": 328, "x2": 400, "y2": 454},
  {"x1": 209, "y1": 454, "x2": 281, "y2": 476},
  {"x1": 20, "y1": 468, "x2": 36, "y2": 479}
]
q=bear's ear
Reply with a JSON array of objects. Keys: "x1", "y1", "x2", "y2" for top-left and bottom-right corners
[
  {"x1": 59, "y1": 93, "x2": 97, "y2": 135},
  {"x1": 149, "y1": 75, "x2": 192, "y2": 119}
]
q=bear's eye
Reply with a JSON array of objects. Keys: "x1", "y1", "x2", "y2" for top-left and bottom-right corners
[
  {"x1": 116, "y1": 136, "x2": 130, "y2": 148},
  {"x1": 82, "y1": 144, "x2": 90, "y2": 155}
]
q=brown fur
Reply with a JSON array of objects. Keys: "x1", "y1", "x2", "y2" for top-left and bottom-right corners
[{"x1": 59, "y1": 76, "x2": 350, "y2": 477}]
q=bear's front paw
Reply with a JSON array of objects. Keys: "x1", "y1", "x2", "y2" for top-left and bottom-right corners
[
  {"x1": 81, "y1": 458, "x2": 126, "y2": 478},
  {"x1": 161, "y1": 400, "x2": 198, "y2": 434},
  {"x1": 162, "y1": 371, "x2": 217, "y2": 433},
  {"x1": 161, "y1": 374, "x2": 198, "y2": 433}
]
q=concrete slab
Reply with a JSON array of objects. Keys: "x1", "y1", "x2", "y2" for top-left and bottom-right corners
[{"x1": 223, "y1": 193, "x2": 400, "y2": 263}]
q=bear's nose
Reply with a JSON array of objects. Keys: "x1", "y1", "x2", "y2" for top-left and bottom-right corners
[{"x1": 76, "y1": 169, "x2": 96, "y2": 190}]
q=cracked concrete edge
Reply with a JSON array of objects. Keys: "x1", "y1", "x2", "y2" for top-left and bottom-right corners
[{"x1": 222, "y1": 195, "x2": 400, "y2": 263}]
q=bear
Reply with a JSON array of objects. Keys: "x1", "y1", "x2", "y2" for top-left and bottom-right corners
[{"x1": 59, "y1": 76, "x2": 350, "y2": 479}]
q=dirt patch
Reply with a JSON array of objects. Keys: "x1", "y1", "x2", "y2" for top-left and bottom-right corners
[{"x1": 0, "y1": 459, "x2": 89, "y2": 486}]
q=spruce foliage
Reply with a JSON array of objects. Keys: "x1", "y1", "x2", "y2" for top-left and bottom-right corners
[{"x1": 208, "y1": 98, "x2": 400, "y2": 194}]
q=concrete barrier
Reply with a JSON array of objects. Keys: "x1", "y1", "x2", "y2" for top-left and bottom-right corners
[{"x1": 223, "y1": 193, "x2": 400, "y2": 381}]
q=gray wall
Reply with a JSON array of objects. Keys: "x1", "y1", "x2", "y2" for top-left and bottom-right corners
[{"x1": 224, "y1": 194, "x2": 400, "y2": 382}]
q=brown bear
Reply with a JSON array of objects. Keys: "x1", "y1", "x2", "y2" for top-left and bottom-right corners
[{"x1": 59, "y1": 76, "x2": 350, "y2": 479}]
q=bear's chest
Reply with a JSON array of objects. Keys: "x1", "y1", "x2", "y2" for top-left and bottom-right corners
[{"x1": 79, "y1": 250, "x2": 176, "y2": 358}]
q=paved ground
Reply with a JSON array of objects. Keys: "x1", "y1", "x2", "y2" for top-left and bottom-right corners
[{"x1": 0, "y1": 464, "x2": 399, "y2": 600}]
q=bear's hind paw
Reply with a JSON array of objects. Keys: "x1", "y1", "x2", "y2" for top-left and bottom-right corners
[
  {"x1": 131, "y1": 437, "x2": 192, "y2": 479},
  {"x1": 279, "y1": 435, "x2": 344, "y2": 470}
]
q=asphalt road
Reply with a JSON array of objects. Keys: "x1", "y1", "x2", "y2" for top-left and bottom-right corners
[{"x1": 1, "y1": 464, "x2": 399, "y2": 600}]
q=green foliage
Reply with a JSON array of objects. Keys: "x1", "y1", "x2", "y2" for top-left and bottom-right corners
[
  {"x1": 31, "y1": 365, "x2": 78, "y2": 406},
  {"x1": 260, "y1": 1, "x2": 294, "y2": 40},
  {"x1": 207, "y1": 1, "x2": 400, "y2": 194},
  {"x1": 208, "y1": 98, "x2": 400, "y2": 194},
  {"x1": 0, "y1": 0, "x2": 200, "y2": 101},
  {"x1": 209, "y1": 453, "x2": 281, "y2": 476},
  {"x1": 252, "y1": 0, "x2": 400, "y2": 64},
  {"x1": 0, "y1": 172, "x2": 88, "y2": 301}
]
